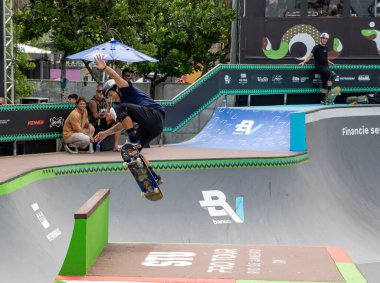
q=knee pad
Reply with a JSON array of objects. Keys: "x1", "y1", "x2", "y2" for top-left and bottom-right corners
[{"x1": 329, "y1": 71, "x2": 337, "y2": 82}]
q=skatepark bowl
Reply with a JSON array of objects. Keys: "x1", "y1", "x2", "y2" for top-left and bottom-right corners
[{"x1": 1, "y1": 105, "x2": 380, "y2": 283}]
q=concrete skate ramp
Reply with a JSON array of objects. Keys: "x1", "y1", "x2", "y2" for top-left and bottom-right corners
[
  {"x1": 0, "y1": 106, "x2": 380, "y2": 282},
  {"x1": 171, "y1": 105, "x2": 351, "y2": 151},
  {"x1": 173, "y1": 107, "x2": 295, "y2": 151}
]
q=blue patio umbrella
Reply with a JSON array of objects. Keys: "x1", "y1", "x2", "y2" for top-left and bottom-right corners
[{"x1": 66, "y1": 38, "x2": 158, "y2": 63}]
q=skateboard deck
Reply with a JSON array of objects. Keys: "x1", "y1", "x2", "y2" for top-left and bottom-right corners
[
  {"x1": 323, "y1": 86, "x2": 341, "y2": 105},
  {"x1": 121, "y1": 143, "x2": 163, "y2": 201}
]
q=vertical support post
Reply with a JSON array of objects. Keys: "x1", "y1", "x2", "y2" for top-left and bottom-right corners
[
  {"x1": 1, "y1": 0, "x2": 14, "y2": 104},
  {"x1": 0, "y1": 0, "x2": 5, "y2": 99}
]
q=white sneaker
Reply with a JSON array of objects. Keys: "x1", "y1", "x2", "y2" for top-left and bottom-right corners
[{"x1": 64, "y1": 144, "x2": 79, "y2": 154}]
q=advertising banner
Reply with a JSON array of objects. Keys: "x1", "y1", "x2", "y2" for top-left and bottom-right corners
[
  {"x1": 0, "y1": 104, "x2": 73, "y2": 142},
  {"x1": 220, "y1": 67, "x2": 379, "y2": 90},
  {"x1": 178, "y1": 107, "x2": 293, "y2": 151}
]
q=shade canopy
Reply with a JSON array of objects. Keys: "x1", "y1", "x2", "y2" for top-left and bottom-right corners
[{"x1": 66, "y1": 39, "x2": 158, "y2": 63}]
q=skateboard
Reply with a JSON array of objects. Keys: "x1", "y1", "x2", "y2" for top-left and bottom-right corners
[
  {"x1": 322, "y1": 86, "x2": 341, "y2": 105},
  {"x1": 121, "y1": 143, "x2": 163, "y2": 201}
]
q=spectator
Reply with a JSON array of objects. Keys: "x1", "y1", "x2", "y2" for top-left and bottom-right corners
[
  {"x1": 88, "y1": 84, "x2": 121, "y2": 152},
  {"x1": 0, "y1": 97, "x2": 6, "y2": 105},
  {"x1": 122, "y1": 68, "x2": 136, "y2": 82},
  {"x1": 63, "y1": 97, "x2": 95, "y2": 153},
  {"x1": 67, "y1": 93, "x2": 78, "y2": 103}
]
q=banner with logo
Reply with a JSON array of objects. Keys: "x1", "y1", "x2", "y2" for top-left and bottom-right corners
[
  {"x1": 0, "y1": 104, "x2": 74, "y2": 142},
  {"x1": 220, "y1": 67, "x2": 379, "y2": 90},
  {"x1": 175, "y1": 107, "x2": 293, "y2": 151},
  {"x1": 162, "y1": 64, "x2": 380, "y2": 132}
]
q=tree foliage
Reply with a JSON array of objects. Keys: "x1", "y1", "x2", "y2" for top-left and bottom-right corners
[
  {"x1": 14, "y1": 0, "x2": 134, "y2": 82},
  {"x1": 129, "y1": 0, "x2": 235, "y2": 97},
  {"x1": 13, "y1": 48, "x2": 36, "y2": 99},
  {"x1": 14, "y1": 0, "x2": 235, "y2": 98}
]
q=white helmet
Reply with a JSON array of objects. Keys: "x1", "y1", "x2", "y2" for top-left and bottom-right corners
[
  {"x1": 320, "y1": 32, "x2": 330, "y2": 39},
  {"x1": 102, "y1": 79, "x2": 116, "y2": 96}
]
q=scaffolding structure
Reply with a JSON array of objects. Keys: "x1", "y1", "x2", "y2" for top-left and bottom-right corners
[{"x1": 1, "y1": 0, "x2": 14, "y2": 104}]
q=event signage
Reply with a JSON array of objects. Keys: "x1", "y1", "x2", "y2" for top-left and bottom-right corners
[
  {"x1": 219, "y1": 68, "x2": 379, "y2": 90},
  {"x1": 0, "y1": 104, "x2": 73, "y2": 142}
]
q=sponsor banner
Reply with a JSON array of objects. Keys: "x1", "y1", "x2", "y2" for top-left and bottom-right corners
[
  {"x1": 0, "y1": 107, "x2": 71, "y2": 140},
  {"x1": 220, "y1": 68, "x2": 379, "y2": 89},
  {"x1": 177, "y1": 107, "x2": 293, "y2": 151}
]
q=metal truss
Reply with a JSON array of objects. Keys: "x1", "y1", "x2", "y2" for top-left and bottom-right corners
[{"x1": 2, "y1": 0, "x2": 14, "y2": 103}]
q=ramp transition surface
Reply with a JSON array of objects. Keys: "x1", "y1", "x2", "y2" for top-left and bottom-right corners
[{"x1": 174, "y1": 107, "x2": 295, "y2": 151}]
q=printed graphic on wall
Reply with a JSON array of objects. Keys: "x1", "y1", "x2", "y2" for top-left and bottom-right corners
[
  {"x1": 361, "y1": 21, "x2": 380, "y2": 54},
  {"x1": 262, "y1": 24, "x2": 343, "y2": 60}
]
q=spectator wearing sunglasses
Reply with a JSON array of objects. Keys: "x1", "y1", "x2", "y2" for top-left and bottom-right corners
[{"x1": 88, "y1": 84, "x2": 120, "y2": 151}]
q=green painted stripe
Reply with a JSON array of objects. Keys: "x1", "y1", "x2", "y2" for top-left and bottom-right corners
[
  {"x1": 0, "y1": 168, "x2": 56, "y2": 196},
  {"x1": 0, "y1": 154, "x2": 308, "y2": 196},
  {"x1": 0, "y1": 103, "x2": 75, "y2": 111},
  {"x1": 0, "y1": 132, "x2": 63, "y2": 142},
  {"x1": 337, "y1": 262, "x2": 367, "y2": 283},
  {"x1": 0, "y1": 162, "x2": 126, "y2": 196}
]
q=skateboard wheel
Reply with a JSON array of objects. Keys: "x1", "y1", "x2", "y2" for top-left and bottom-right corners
[
  {"x1": 141, "y1": 192, "x2": 146, "y2": 198},
  {"x1": 154, "y1": 188, "x2": 159, "y2": 193},
  {"x1": 136, "y1": 158, "x2": 143, "y2": 168},
  {"x1": 122, "y1": 162, "x2": 128, "y2": 169}
]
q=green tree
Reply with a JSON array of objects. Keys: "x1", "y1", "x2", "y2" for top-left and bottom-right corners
[
  {"x1": 123, "y1": 0, "x2": 235, "y2": 98},
  {"x1": 13, "y1": 47, "x2": 36, "y2": 99},
  {"x1": 15, "y1": 0, "x2": 234, "y2": 99},
  {"x1": 125, "y1": 0, "x2": 235, "y2": 98},
  {"x1": 14, "y1": 0, "x2": 135, "y2": 84}
]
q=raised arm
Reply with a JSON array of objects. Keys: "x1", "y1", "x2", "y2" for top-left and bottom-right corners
[{"x1": 94, "y1": 54, "x2": 129, "y2": 89}]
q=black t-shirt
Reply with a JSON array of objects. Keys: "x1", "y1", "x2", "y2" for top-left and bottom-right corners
[{"x1": 311, "y1": 44, "x2": 329, "y2": 69}]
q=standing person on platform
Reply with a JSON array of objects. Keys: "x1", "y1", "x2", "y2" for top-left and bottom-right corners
[
  {"x1": 88, "y1": 84, "x2": 121, "y2": 152},
  {"x1": 63, "y1": 97, "x2": 95, "y2": 153},
  {"x1": 93, "y1": 54, "x2": 165, "y2": 184},
  {"x1": 299, "y1": 32, "x2": 336, "y2": 101}
]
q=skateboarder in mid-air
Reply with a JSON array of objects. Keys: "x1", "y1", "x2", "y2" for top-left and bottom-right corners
[
  {"x1": 299, "y1": 32, "x2": 338, "y2": 104},
  {"x1": 93, "y1": 54, "x2": 165, "y2": 185}
]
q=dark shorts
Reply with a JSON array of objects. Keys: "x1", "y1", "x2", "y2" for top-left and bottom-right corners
[
  {"x1": 316, "y1": 67, "x2": 335, "y2": 89},
  {"x1": 112, "y1": 103, "x2": 164, "y2": 147}
]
